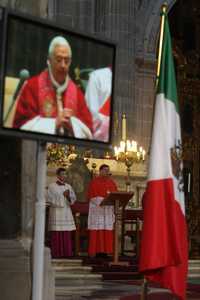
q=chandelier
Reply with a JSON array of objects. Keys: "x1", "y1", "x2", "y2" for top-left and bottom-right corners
[{"x1": 113, "y1": 114, "x2": 146, "y2": 191}]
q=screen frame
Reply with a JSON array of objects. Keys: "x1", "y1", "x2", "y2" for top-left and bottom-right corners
[{"x1": 0, "y1": 7, "x2": 117, "y2": 150}]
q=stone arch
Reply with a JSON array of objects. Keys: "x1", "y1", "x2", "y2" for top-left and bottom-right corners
[
  {"x1": 133, "y1": 0, "x2": 177, "y2": 153},
  {"x1": 136, "y1": 0, "x2": 176, "y2": 59}
]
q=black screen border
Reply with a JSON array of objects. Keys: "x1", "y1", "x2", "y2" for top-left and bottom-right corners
[{"x1": 0, "y1": 7, "x2": 117, "y2": 150}]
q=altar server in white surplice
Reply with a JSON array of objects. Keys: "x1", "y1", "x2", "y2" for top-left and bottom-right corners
[{"x1": 47, "y1": 167, "x2": 76, "y2": 258}]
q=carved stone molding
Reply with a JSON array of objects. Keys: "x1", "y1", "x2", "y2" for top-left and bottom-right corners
[{"x1": 135, "y1": 0, "x2": 176, "y2": 58}]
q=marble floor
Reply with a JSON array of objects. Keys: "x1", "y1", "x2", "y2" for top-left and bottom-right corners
[
  {"x1": 55, "y1": 280, "x2": 170, "y2": 300},
  {"x1": 53, "y1": 258, "x2": 200, "y2": 300},
  {"x1": 53, "y1": 257, "x2": 143, "y2": 299}
]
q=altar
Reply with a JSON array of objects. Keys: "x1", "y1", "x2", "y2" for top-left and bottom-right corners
[
  {"x1": 70, "y1": 201, "x2": 143, "y2": 258},
  {"x1": 46, "y1": 157, "x2": 147, "y2": 257}
]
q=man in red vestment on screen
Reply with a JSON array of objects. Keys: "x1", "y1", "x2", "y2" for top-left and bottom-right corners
[
  {"x1": 12, "y1": 36, "x2": 93, "y2": 139},
  {"x1": 87, "y1": 164, "x2": 118, "y2": 257}
]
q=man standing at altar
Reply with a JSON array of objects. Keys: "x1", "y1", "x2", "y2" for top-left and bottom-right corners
[
  {"x1": 87, "y1": 164, "x2": 118, "y2": 257},
  {"x1": 47, "y1": 167, "x2": 76, "y2": 258}
]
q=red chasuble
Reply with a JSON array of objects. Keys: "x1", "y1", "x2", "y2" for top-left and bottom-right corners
[
  {"x1": 13, "y1": 70, "x2": 92, "y2": 132},
  {"x1": 87, "y1": 176, "x2": 117, "y2": 199},
  {"x1": 99, "y1": 97, "x2": 110, "y2": 116}
]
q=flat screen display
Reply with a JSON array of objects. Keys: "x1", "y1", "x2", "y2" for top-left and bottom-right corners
[{"x1": 0, "y1": 7, "x2": 116, "y2": 148}]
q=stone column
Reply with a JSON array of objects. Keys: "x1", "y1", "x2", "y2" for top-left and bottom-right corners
[
  {"x1": 134, "y1": 58, "x2": 156, "y2": 152},
  {"x1": 0, "y1": 1, "x2": 54, "y2": 299}
]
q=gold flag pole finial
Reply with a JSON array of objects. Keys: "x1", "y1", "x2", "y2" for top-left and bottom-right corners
[{"x1": 156, "y1": 3, "x2": 168, "y2": 88}]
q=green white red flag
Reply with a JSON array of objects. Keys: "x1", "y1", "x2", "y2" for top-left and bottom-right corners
[{"x1": 139, "y1": 13, "x2": 188, "y2": 300}]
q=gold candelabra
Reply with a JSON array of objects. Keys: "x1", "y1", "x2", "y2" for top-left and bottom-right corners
[{"x1": 114, "y1": 114, "x2": 146, "y2": 191}]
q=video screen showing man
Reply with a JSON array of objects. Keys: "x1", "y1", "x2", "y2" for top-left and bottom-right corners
[{"x1": 12, "y1": 36, "x2": 93, "y2": 139}]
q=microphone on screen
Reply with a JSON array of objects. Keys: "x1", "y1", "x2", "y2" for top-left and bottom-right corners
[
  {"x1": 3, "y1": 69, "x2": 30, "y2": 123},
  {"x1": 13, "y1": 69, "x2": 30, "y2": 101}
]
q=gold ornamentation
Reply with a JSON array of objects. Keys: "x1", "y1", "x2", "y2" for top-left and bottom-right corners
[
  {"x1": 114, "y1": 114, "x2": 146, "y2": 193},
  {"x1": 47, "y1": 144, "x2": 77, "y2": 167},
  {"x1": 43, "y1": 97, "x2": 54, "y2": 117}
]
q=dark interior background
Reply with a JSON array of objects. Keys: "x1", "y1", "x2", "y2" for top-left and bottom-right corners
[
  {"x1": 0, "y1": 136, "x2": 21, "y2": 238},
  {"x1": 5, "y1": 14, "x2": 115, "y2": 80}
]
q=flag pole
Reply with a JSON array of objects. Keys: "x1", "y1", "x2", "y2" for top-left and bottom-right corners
[
  {"x1": 140, "y1": 277, "x2": 148, "y2": 300},
  {"x1": 140, "y1": 4, "x2": 168, "y2": 300},
  {"x1": 148, "y1": 3, "x2": 168, "y2": 154},
  {"x1": 156, "y1": 3, "x2": 168, "y2": 88}
]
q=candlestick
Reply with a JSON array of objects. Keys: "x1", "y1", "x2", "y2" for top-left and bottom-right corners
[
  {"x1": 188, "y1": 172, "x2": 191, "y2": 193},
  {"x1": 122, "y1": 113, "x2": 126, "y2": 141}
]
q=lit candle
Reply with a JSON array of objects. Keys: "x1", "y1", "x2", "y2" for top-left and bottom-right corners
[
  {"x1": 127, "y1": 140, "x2": 131, "y2": 151},
  {"x1": 114, "y1": 146, "x2": 120, "y2": 160},
  {"x1": 122, "y1": 114, "x2": 127, "y2": 141},
  {"x1": 142, "y1": 149, "x2": 146, "y2": 160},
  {"x1": 135, "y1": 141, "x2": 137, "y2": 152},
  {"x1": 132, "y1": 141, "x2": 137, "y2": 152}
]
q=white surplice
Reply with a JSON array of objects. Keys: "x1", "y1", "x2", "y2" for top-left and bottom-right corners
[
  {"x1": 47, "y1": 182, "x2": 76, "y2": 231},
  {"x1": 88, "y1": 196, "x2": 115, "y2": 230}
]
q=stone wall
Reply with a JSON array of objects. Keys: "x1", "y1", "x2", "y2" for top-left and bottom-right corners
[{"x1": 0, "y1": 0, "x2": 177, "y2": 298}]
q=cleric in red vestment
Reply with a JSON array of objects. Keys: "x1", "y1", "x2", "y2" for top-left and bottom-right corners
[
  {"x1": 87, "y1": 164, "x2": 118, "y2": 257},
  {"x1": 12, "y1": 36, "x2": 93, "y2": 139}
]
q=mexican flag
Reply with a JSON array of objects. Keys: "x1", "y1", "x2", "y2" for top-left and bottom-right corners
[{"x1": 139, "y1": 14, "x2": 188, "y2": 300}]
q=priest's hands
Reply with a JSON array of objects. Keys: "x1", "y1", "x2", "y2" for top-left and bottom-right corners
[
  {"x1": 63, "y1": 189, "x2": 71, "y2": 203},
  {"x1": 56, "y1": 108, "x2": 75, "y2": 136},
  {"x1": 63, "y1": 189, "x2": 69, "y2": 198}
]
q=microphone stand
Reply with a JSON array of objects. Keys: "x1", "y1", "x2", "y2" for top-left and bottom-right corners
[
  {"x1": 4, "y1": 70, "x2": 29, "y2": 124},
  {"x1": 55, "y1": 90, "x2": 73, "y2": 137}
]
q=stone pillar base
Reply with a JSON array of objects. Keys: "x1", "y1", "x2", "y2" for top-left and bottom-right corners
[
  {"x1": 0, "y1": 240, "x2": 55, "y2": 300},
  {"x1": 0, "y1": 240, "x2": 31, "y2": 300}
]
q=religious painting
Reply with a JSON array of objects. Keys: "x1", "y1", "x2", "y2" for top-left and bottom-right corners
[{"x1": 65, "y1": 157, "x2": 92, "y2": 202}]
